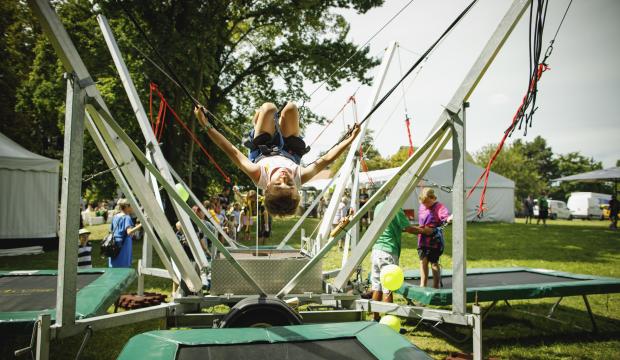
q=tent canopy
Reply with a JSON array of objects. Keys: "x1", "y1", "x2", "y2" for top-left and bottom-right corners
[
  {"x1": 0, "y1": 132, "x2": 59, "y2": 173},
  {"x1": 304, "y1": 159, "x2": 515, "y2": 222},
  {"x1": 553, "y1": 167, "x2": 620, "y2": 183},
  {"x1": 0, "y1": 132, "x2": 59, "y2": 243}
]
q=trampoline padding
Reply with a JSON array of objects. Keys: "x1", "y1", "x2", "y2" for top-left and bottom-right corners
[
  {"x1": 0, "y1": 268, "x2": 136, "y2": 328},
  {"x1": 178, "y1": 338, "x2": 375, "y2": 360},
  {"x1": 398, "y1": 267, "x2": 620, "y2": 306},
  {"x1": 0, "y1": 273, "x2": 101, "y2": 312},
  {"x1": 117, "y1": 322, "x2": 432, "y2": 360}
]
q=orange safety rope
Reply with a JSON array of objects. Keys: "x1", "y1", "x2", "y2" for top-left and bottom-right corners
[
  {"x1": 405, "y1": 116, "x2": 414, "y2": 157},
  {"x1": 149, "y1": 82, "x2": 231, "y2": 183},
  {"x1": 467, "y1": 63, "x2": 550, "y2": 215}
]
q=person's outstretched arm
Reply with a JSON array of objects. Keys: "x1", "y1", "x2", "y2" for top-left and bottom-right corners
[
  {"x1": 195, "y1": 106, "x2": 260, "y2": 182},
  {"x1": 301, "y1": 124, "x2": 361, "y2": 183}
]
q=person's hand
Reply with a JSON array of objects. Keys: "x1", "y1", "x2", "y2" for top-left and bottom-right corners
[
  {"x1": 343, "y1": 123, "x2": 361, "y2": 145},
  {"x1": 446, "y1": 215, "x2": 453, "y2": 224},
  {"x1": 194, "y1": 105, "x2": 210, "y2": 128}
]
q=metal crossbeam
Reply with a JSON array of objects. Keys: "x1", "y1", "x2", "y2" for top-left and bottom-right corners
[
  {"x1": 332, "y1": 126, "x2": 451, "y2": 290},
  {"x1": 98, "y1": 15, "x2": 210, "y2": 268},
  {"x1": 87, "y1": 102, "x2": 267, "y2": 296},
  {"x1": 316, "y1": 42, "x2": 398, "y2": 247},
  {"x1": 28, "y1": 0, "x2": 205, "y2": 291},
  {"x1": 84, "y1": 116, "x2": 180, "y2": 285},
  {"x1": 55, "y1": 74, "x2": 85, "y2": 328},
  {"x1": 277, "y1": 123, "x2": 450, "y2": 297}
]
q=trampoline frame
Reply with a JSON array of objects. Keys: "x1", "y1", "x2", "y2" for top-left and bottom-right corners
[
  {"x1": 398, "y1": 267, "x2": 620, "y2": 306},
  {"x1": 116, "y1": 322, "x2": 432, "y2": 360},
  {"x1": 21, "y1": 2, "x2": 541, "y2": 360},
  {"x1": 0, "y1": 268, "x2": 135, "y2": 326}
]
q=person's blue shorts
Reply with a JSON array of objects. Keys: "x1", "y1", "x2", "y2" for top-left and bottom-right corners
[{"x1": 245, "y1": 112, "x2": 307, "y2": 164}]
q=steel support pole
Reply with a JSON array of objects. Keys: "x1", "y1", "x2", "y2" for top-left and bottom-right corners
[
  {"x1": 350, "y1": 159, "x2": 361, "y2": 249},
  {"x1": 56, "y1": 74, "x2": 85, "y2": 328},
  {"x1": 97, "y1": 15, "x2": 209, "y2": 269},
  {"x1": 472, "y1": 305, "x2": 483, "y2": 360},
  {"x1": 88, "y1": 104, "x2": 266, "y2": 296},
  {"x1": 451, "y1": 104, "x2": 467, "y2": 315},
  {"x1": 27, "y1": 0, "x2": 203, "y2": 291},
  {"x1": 316, "y1": 42, "x2": 397, "y2": 246},
  {"x1": 83, "y1": 116, "x2": 180, "y2": 285},
  {"x1": 332, "y1": 128, "x2": 451, "y2": 290},
  {"x1": 277, "y1": 123, "x2": 451, "y2": 297},
  {"x1": 35, "y1": 314, "x2": 51, "y2": 360}
]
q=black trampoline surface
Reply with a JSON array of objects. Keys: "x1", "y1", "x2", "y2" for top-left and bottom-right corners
[
  {"x1": 177, "y1": 338, "x2": 377, "y2": 360},
  {"x1": 0, "y1": 273, "x2": 101, "y2": 312},
  {"x1": 404, "y1": 270, "x2": 582, "y2": 288}
]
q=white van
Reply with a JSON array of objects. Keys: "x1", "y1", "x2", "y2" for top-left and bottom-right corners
[
  {"x1": 533, "y1": 199, "x2": 572, "y2": 220},
  {"x1": 567, "y1": 192, "x2": 611, "y2": 220}
]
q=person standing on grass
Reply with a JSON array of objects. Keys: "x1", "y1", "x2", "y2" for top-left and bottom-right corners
[
  {"x1": 77, "y1": 228, "x2": 92, "y2": 269},
  {"x1": 523, "y1": 195, "x2": 535, "y2": 224},
  {"x1": 370, "y1": 200, "x2": 418, "y2": 321},
  {"x1": 415, "y1": 188, "x2": 451, "y2": 289},
  {"x1": 109, "y1": 199, "x2": 142, "y2": 268},
  {"x1": 537, "y1": 191, "x2": 549, "y2": 226},
  {"x1": 609, "y1": 196, "x2": 618, "y2": 230}
]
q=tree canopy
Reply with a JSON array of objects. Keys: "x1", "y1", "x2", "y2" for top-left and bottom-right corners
[{"x1": 2, "y1": 0, "x2": 383, "y2": 202}]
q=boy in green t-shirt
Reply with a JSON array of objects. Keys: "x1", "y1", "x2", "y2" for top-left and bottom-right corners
[{"x1": 369, "y1": 200, "x2": 419, "y2": 321}]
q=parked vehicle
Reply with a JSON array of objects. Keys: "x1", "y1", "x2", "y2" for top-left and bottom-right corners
[
  {"x1": 567, "y1": 192, "x2": 611, "y2": 220},
  {"x1": 533, "y1": 199, "x2": 572, "y2": 220}
]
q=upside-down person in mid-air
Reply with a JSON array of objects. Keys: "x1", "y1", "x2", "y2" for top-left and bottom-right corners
[{"x1": 195, "y1": 102, "x2": 361, "y2": 216}]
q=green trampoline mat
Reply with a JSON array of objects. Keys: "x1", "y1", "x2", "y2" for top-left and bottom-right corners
[
  {"x1": 118, "y1": 322, "x2": 431, "y2": 360},
  {"x1": 0, "y1": 268, "x2": 135, "y2": 330},
  {"x1": 398, "y1": 267, "x2": 620, "y2": 306}
]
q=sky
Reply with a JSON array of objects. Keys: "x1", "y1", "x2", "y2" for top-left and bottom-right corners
[{"x1": 301, "y1": 0, "x2": 620, "y2": 168}]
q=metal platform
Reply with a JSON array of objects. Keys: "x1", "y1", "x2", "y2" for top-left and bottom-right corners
[{"x1": 211, "y1": 250, "x2": 323, "y2": 295}]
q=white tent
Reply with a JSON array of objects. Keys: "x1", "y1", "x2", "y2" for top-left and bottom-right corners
[
  {"x1": 304, "y1": 159, "x2": 515, "y2": 222},
  {"x1": 0, "y1": 132, "x2": 59, "y2": 247}
]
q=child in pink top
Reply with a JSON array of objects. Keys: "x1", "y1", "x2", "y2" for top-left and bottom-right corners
[{"x1": 413, "y1": 188, "x2": 451, "y2": 288}]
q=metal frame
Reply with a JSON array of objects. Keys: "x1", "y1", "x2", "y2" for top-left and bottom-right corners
[
  {"x1": 24, "y1": 0, "x2": 535, "y2": 359},
  {"x1": 315, "y1": 41, "x2": 398, "y2": 249}
]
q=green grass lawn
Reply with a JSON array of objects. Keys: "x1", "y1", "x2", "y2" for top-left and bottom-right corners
[{"x1": 1, "y1": 218, "x2": 619, "y2": 359}]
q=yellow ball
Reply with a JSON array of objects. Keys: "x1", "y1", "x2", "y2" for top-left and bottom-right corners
[
  {"x1": 380, "y1": 315, "x2": 401, "y2": 332},
  {"x1": 175, "y1": 183, "x2": 190, "y2": 202},
  {"x1": 380, "y1": 264, "x2": 404, "y2": 291}
]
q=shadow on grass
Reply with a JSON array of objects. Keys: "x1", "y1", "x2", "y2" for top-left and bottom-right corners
[{"x1": 407, "y1": 300, "x2": 620, "y2": 357}]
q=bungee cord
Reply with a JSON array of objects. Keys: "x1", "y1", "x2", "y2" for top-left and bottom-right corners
[
  {"x1": 468, "y1": 0, "x2": 573, "y2": 217},
  {"x1": 307, "y1": 0, "x2": 479, "y2": 165}
]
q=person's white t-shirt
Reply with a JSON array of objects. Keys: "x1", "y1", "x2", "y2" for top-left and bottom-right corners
[{"x1": 254, "y1": 155, "x2": 302, "y2": 189}]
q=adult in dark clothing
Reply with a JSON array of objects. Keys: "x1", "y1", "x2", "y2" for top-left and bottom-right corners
[
  {"x1": 610, "y1": 196, "x2": 619, "y2": 230},
  {"x1": 537, "y1": 192, "x2": 549, "y2": 226},
  {"x1": 523, "y1": 195, "x2": 534, "y2": 224}
]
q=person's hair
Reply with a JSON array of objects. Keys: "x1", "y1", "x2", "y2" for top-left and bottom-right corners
[
  {"x1": 264, "y1": 184, "x2": 300, "y2": 216},
  {"x1": 203, "y1": 200, "x2": 212, "y2": 209},
  {"x1": 419, "y1": 187, "x2": 437, "y2": 202},
  {"x1": 118, "y1": 199, "x2": 131, "y2": 211}
]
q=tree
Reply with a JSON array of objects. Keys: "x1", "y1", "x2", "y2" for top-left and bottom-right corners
[
  {"x1": 474, "y1": 143, "x2": 546, "y2": 211},
  {"x1": 512, "y1": 136, "x2": 558, "y2": 182},
  {"x1": 7, "y1": 0, "x2": 382, "y2": 202}
]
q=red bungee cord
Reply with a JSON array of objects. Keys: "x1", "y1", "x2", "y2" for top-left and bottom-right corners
[
  {"x1": 148, "y1": 82, "x2": 231, "y2": 183},
  {"x1": 467, "y1": 63, "x2": 550, "y2": 215}
]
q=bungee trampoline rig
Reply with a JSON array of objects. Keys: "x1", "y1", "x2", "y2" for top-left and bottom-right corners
[{"x1": 15, "y1": 1, "x2": 620, "y2": 359}]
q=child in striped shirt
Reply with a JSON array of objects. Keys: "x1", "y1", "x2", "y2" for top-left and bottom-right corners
[{"x1": 78, "y1": 228, "x2": 93, "y2": 269}]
